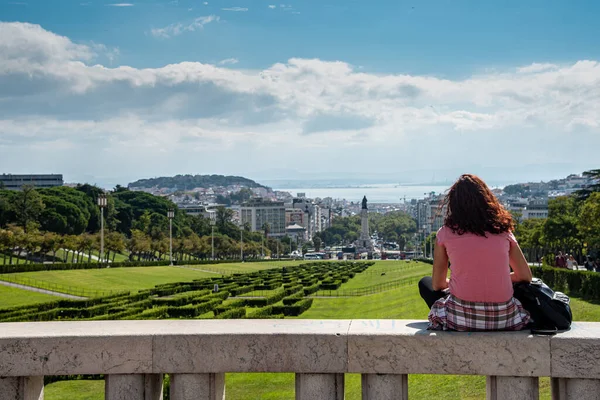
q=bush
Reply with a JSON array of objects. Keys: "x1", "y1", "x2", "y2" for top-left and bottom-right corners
[
  {"x1": 284, "y1": 285, "x2": 303, "y2": 296},
  {"x1": 284, "y1": 299, "x2": 313, "y2": 316},
  {"x1": 215, "y1": 307, "x2": 246, "y2": 319},
  {"x1": 303, "y1": 283, "x2": 320, "y2": 296},
  {"x1": 245, "y1": 306, "x2": 274, "y2": 318},
  {"x1": 531, "y1": 265, "x2": 600, "y2": 300}
]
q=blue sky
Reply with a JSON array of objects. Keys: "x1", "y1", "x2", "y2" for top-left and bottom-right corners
[{"x1": 1, "y1": 0, "x2": 600, "y2": 187}]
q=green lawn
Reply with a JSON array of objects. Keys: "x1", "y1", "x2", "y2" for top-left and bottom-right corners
[
  {"x1": 0, "y1": 261, "x2": 299, "y2": 295},
  {"x1": 0, "y1": 267, "x2": 221, "y2": 294},
  {"x1": 0, "y1": 285, "x2": 60, "y2": 308}
]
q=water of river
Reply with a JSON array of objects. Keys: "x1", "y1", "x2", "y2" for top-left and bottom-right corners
[{"x1": 274, "y1": 184, "x2": 451, "y2": 203}]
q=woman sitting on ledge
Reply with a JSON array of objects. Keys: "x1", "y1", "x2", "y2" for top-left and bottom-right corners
[{"x1": 419, "y1": 174, "x2": 533, "y2": 331}]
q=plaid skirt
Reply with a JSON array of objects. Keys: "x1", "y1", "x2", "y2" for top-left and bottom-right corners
[{"x1": 428, "y1": 294, "x2": 530, "y2": 331}]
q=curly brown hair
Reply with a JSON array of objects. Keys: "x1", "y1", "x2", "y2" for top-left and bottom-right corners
[{"x1": 442, "y1": 174, "x2": 514, "y2": 236}]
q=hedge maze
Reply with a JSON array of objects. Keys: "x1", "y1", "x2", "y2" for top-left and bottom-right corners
[{"x1": 0, "y1": 261, "x2": 373, "y2": 322}]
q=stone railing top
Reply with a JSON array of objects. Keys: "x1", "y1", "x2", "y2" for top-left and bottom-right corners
[{"x1": 0, "y1": 320, "x2": 598, "y2": 379}]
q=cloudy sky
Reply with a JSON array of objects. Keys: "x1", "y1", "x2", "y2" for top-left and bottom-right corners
[{"x1": 1, "y1": 0, "x2": 599, "y2": 188}]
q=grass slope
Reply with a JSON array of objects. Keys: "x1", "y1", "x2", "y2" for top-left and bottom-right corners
[
  {"x1": 0, "y1": 285, "x2": 60, "y2": 308},
  {"x1": 0, "y1": 261, "x2": 299, "y2": 295}
]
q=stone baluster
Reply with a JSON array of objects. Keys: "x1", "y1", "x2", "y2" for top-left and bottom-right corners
[
  {"x1": 295, "y1": 373, "x2": 344, "y2": 400},
  {"x1": 170, "y1": 374, "x2": 225, "y2": 400},
  {"x1": 105, "y1": 374, "x2": 163, "y2": 400},
  {"x1": 0, "y1": 376, "x2": 44, "y2": 400},
  {"x1": 486, "y1": 376, "x2": 538, "y2": 400},
  {"x1": 551, "y1": 378, "x2": 600, "y2": 400},
  {"x1": 361, "y1": 373, "x2": 407, "y2": 400}
]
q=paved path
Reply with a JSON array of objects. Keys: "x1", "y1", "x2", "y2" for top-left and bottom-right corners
[{"x1": 0, "y1": 280, "x2": 87, "y2": 300}]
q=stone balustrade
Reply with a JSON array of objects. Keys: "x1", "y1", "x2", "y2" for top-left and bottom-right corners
[{"x1": 1, "y1": 319, "x2": 599, "y2": 400}]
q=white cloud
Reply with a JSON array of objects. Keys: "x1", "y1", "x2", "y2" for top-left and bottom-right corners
[
  {"x1": 268, "y1": 5, "x2": 276, "y2": 9},
  {"x1": 203, "y1": 1, "x2": 208, "y2": 4},
  {"x1": 150, "y1": 15, "x2": 219, "y2": 38},
  {"x1": 106, "y1": 3, "x2": 134, "y2": 6},
  {"x1": 221, "y1": 7, "x2": 248, "y2": 12},
  {"x1": 517, "y1": 63, "x2": 559, "y2": 74},
  {"x1": 1, "y1": 22, "x2": 600, "y2": 183},
  {"x1": 219, "y1": 58, "x2": 239, "y2": 65}
]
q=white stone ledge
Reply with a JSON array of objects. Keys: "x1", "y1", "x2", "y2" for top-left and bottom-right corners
[
  {"x1": 347, "y1": 320, "x2": 551, "y2": 376},
  {"x1": 0, "y1": 320, "x2": 598, "y2": 379}
]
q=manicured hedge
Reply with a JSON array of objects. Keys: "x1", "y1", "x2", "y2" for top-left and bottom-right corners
[
  {"x1": 0, "y1": 261, "x2": 374, "y2": 322},
  {"x1": 272, "y1": 299, "x2": 313, "y2": 316},
  {"x1": 0, "y1": 257, "x2": 295, "y2": 274},
  {"x1": 284, "y1": 285, "x2": 303, "y2": 296},
  {"x1": 245, "y1": 306, "x2": 274, "y2": 318},
  {"x1": 303, "y1": 283, "x2": 320, "y2": 296},
  {"x1": 215, "y1": 307, "x2": 246, "y2": 319},
  {"x1": 531, "y1": 265, "x2": 600, "y2": 300}
]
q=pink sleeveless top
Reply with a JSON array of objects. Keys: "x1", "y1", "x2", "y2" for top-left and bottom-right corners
[{"x1": 436, "y1": 225, "x2": 517, "y2": 303}]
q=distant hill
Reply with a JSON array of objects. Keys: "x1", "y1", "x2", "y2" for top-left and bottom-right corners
[{"x1": 128, "y1": 174, "x2": 269, "y2": 191}]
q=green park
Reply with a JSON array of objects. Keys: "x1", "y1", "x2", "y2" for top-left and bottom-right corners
[{"x1": 1, "y1": 259, "x2": 600, "y2": 399}]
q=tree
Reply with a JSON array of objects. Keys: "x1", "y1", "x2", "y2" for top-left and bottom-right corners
[
  {"x1": 542, "y1": 196, "x2": 581, "y2": 255},
  {"x1": 578, "y1": 192, "x2": 600, "y2": 256},
  {"x1": 313, "y1": 236, "x2": 322, "y2": 252},
  {"x1": 0, "y1": 229, "x2": 14, "y2": 265},
  {"x1": 13, "y1": 186, "x2": 45, "y2": 233},
  {"x1": 575, "y1": 169, "x2": 600, "y2": 200}
]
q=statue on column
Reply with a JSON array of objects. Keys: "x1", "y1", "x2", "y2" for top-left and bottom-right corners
[{"x1": 362, "y1": 196, "x2": 368, "y2": 210}]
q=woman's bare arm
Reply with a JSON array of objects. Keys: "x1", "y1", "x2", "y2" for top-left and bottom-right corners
[
  {"x1": 432, "y1": 242, "x2": 450, "y2": 290},
  {"x1": 509, "y1": 243, "x2": 533, "y2": 283}
]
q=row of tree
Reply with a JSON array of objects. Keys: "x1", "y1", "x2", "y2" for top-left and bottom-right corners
[
  {"x1": 514, "y1": 191, "x2": 600, "y2": 262},
  {"x1": 0, "y1": 185, "x2": 299, "y2": 264},
  {"x1": 0, "y1": 224, "x2": 301, "y2": 265}
]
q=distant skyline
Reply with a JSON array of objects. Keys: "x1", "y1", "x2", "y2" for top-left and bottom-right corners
[{"x1": 1, "y1": 1, "x2": 599, "y2": 186}]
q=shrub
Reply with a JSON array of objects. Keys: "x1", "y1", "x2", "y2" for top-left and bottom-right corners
[
  {"x1": 284, "y1": 285, "x2": 303, "y2": 296},
  {"x1": 245, "y1": 306, "x2": 274, "y2": 318},
  {"x1": 303, "y1": 283, "x2": 320, "y2": 296},
  {"x1": 284, "y1": 298, "x2": 313, "y2": 316},
  {"x1": 215, "y1": 307, "x2": 246, "y2": 319}
]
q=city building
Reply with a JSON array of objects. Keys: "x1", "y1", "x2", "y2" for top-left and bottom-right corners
[
  {"x1": 0, "y1": 174, "x2": 63, "y2": 190},
  {"x1": 415, "y1": 194, "x2": 446, "y2": 235},
  {"x1": 521, "y1": 198, "x2": 549, "y2": 220},
  {"x1": 177, "y1": 204, "x2": 217, "y2": 222},
  {"x1": 240, "y1": 198, "x2": 286, "y2": 237},
  {"x1": 285, "y1": 223, "x2": 307, "y2": 244},
  {"x1": 286, "y1": 208, "x2": 306, "y2": 227},
  {"x1": 286, "y1": 198, "x2": 322, "y2": 240}
]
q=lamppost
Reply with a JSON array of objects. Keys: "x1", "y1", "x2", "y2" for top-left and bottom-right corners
[
  {"x1": 211, "y1": 218, "x2": 215, "y2": 261},
  {"x1": 167, "y1": 209, "x2": 174, "y2": 266},
  {"x1": 97, "y1": 194, "x2": 107, "y2": 264},
  {"x1": 240, "y1": 227, "x2": 244, "y2": 262}
]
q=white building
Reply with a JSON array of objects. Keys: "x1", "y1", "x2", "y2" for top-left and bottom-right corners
[
  {"x1": 521, "y1": 198, "x2": 549, "y2": 220},
  {"x1": 0, "y1": 174, "x2": 63, "y2": 190},
  {"x1": 416, "y1": 194, "x2": 446, "y2": 235},
  {"x1": 240, "y1": 199, "x2": 286, "y2": 237}
]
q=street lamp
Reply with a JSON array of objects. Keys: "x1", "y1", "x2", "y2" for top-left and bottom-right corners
[
  {"x1": 211, "y1": 218, "x2": 215, "y2": 261},
  {"x1": 167, "y1": 209, "x2": 174, "y2": 266},
  {"x1": 240, "y1": 226, "x2": 244, "y2": 262},
  {"x1": 97, "y1": 194, "x2": 108, "y2": 264}
]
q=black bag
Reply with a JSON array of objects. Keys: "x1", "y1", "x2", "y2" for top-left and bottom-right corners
[{"x1": 513, "y1": 278, "x2": 572, "y2": 331}]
